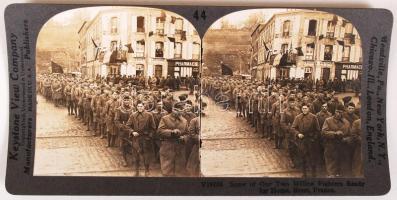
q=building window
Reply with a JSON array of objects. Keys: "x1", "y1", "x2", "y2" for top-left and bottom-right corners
[
  {"x1": 156, "y1": 17, "x2": 165, "y2": 35},
  {"x1": 136, "y1": 40, "x2": 145, "y2": 57},
  {"x1": 174, "y1": 42, "x2": 182, "y2": 58},
  {"x1": 308, "y1": 19, "x2": 317, "y2": 36},
  {"x1": 155, "y1": 65, "x2": 162, "y2": 77},
  {"x1": 305, "y1": 44, "x2": 315, "y2": 60},
  {"x1": 282, "y1": 20, "x2": 291, "y2": 37},
  {"x1": 110, "y1": 41, "x2": 118, "y2": 51},
  {"x1": 193, "y1": 43, "x2": 200, "y2": 60},
  {"x1": 136, "y1": 64, "x2": 144, "y2": 76},
  {"x1": 324, "y1": 45, "x2": 333, "y2": 61},
  {"x1": 281, "y1": 43, "x2": 288, "y2": 54},
  {"x1": 110, "y1": 17, "x2": 118, "y2": 34},
  {"x1": 342, "y1": 46, "x2": 351, "y2": 62},
  {"x1": 345, "y1": 22, "x2": 353, "y2": 34},
  {"x1": 137, "y1": 16, "x2": 145, "y2": 32},
  {"x1": 326, "y1": 21, "x2": 335, "y2": 38},
  {"x1": 175, "y1": 18, "x2": 183, "y2": 34},
  {"x1": 155, "y1": 42, "x2": 164, "y2": 57}
]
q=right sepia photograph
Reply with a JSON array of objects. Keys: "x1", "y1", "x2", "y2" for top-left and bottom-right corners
[{"x1": 200, "y1": 9, "x2": 363, "y2": 178}]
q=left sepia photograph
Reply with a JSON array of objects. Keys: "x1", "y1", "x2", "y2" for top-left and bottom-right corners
[{"x1": 34, "y1": 6, "x2": 201, "y2": 177}]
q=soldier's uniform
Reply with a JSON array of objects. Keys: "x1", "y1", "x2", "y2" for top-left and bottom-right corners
[
  {"x1": 126, "y1": 110, "x2": 156, "y2": 176},
  {"x1": 105, "y1": 97, "x2": 118, "y2": 147},
  {"x1": 280, "y1": 105, "x2": 301, "y2": 168},
  {"x1": 321, "y1": 115, "x2": 351, "y2": 177},
  {"x1": 64, "y1": 83, "x2": 73, "y2": 115},
  {"x1": 83, "y1": 91, "x2": 93, "y2": 131},
  {"x1": 186, "y1": 116, "x2": 200, "y2": 176},
  {"x1": 157, "y1": 113, "x2": 188, "y2": 176},
  {"x1": 291, "y1": 112, "x2": 321, "y2": 177},
  {"x1": 114, "y1": 104, "x2": 134, "y2": 166},
  {"x1": 316, "y1": 109, "x2": 332, "y2": 129},
  {"x1": 271, "y1": 99, "x2": 287, "y2": 148},
  {"x1": 151, "y1": 107, "x2": 168, "y2": 162},
  {"x1": 351, "y1": 119, "x2": 363, "y2": 177}
]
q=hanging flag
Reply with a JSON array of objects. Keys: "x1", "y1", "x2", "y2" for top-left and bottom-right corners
[
  {"x1": 342, "y1": 20, "x2": 347, "y2": 27},
  {"x1": 94, "y1": 48, "x2": 100, "y2": 60},
  {"x1": 181, "y1": 31, "x2": 187, "y2": 41},
  {"x1": 265, "y1": 51, "x2": 271, "y2": 63},
  {"x1": 125, "y1": 43, "x2": 134, "y2": 53},
  {"x1": 295, "y1": 47, "x2": 304, "y2": 56},
  {"x1": 337, "y1": 40, "x2": 345, "y2": 45},
  {"x1": 91, "y1": 37, "x2": 98, "y2": 48},
  {"x1": 221, "y1": 63, "x2": 233, "y2": 76},
  {"x1": 350, "y1": 34, "x2": 356, "y2": 44},
  {"x1": 171, "y1": 16, "x2": 176, "y2": 24},
  {"x1": 331, "y1": 15, "x2": 338, "y2": 25},
  {"x1": 263, "y1": 40, "x2": 269, "y2": 51},
  {"x1": 51, "y1": 61, "x2": 64, "y2": 73},
  {"x1": 168, "y1": 37, "x2": 175, "y2": 42}
]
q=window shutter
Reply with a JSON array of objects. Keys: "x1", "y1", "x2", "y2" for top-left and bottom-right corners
[
  {"x1": 170, "y1": 23, "x2": 175, "y2": 35},
  {"x1": 182, "y1": 41, "x2": 188, "y2": 59},
  {"x1": 150, "y1": 41, "x2": 155, "y2": 57},
  {"x1": 354, "y1": 45, "x2": 361, "y2": 62},
  {"x1": 151, "y1": 17, "x2": 156, "y2": 32},
  {"x1": 350, "y1": 45, "x2": 356, "y2": 62},
  {"x1": 322, "y1": 20, "x2": 328, "y2": 35},
  {"x1": 164, "y1": 22, "x2": 169, "y2": 35},
  {"x1": 340, "y1": 27, "x2": 345, "y2": 38},
  {"x1": 187, "y1": 42, "x2": 193, "y2": 59},
  {"x1": 320, "y1": 44, "x2": 325, "y2": 60},
  {"x1": 303, "y1": 19, "x2": 309, "y2": 36},
  {"x1": 337, "y1": 45, "x2": 343, "y2": 61},
  {"x1": 131, "y1": 15, "x2": 137, "y2": 32},
  {"x1": 169, "y1": 41, "x2": 174, "y2": 58},
  {"x1": 332, "y1": 45, "x2": 337, "y2": 61}
]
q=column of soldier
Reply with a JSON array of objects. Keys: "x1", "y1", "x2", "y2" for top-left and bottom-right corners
[
  {"x1": 202, "y1": 76, "x2": 363, "y2": 178},
  {"x1": 37, "y1": 74, "x2": 200, "y2": 177}
]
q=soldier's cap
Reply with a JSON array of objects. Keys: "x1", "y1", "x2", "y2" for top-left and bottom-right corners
[
  {"x1": 173, "y1": 102, "x2": 185, "y2": 110},
  {"x1": 185, "y1": 100, "x2": 193, "y2": 105},
  {"x1": 342, "y1": 96, "x2": 352, "y2": 103},
  {"x1": 178, "y1": 95, "x2": 187, "y2": 101},
  {"x1": 336, "y1": 104, "x2": 345, "y2": 111},
  {"x1": 347, "y1": 102, "x2": 356, "y2": 108}
]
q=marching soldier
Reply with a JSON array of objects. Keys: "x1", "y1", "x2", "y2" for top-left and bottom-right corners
[
  {"x1": 185, "y1": 116, "x2": 200, "y2": 176},
  {"x1": 105, "y1": 92, "x2": 119, "y2": 147},
  {"x1": 316, "y1": 103, "x2": 332, "y2": 129},
  {"x1": 271, "y1": 93, "x2": 286, "y2": 149},
  {"x1": 351, "y1": 119, "x2": 363, "y2": 177},
  {"x1": 151, "y1": 101, "x2": 168, "y2": 163},
  {"x1": 280, "y1": 97, "x2": 301, "y2": 168},
  {"x1": 126, "y1": 102, "x2": 157, "y2": 176},
  {"x1": 157, "y1": 102, "x2": 189, "y2": 176},
  {"x1": 291, "y1": 104, "x2": 321, "y2": 177},
  {"x1": 321, "y1": 105, "x2": 351, "y2": 177},
  {"x1": 64, "y1": 82, "x2": 73, "y2": 115},
  {"x1": 114, "y1": 94, "x2": 135, "y2": 167}
]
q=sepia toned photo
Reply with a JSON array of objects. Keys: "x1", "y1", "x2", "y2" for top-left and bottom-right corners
[
  {"x1": 34, "y1": 6, "x2": 201, "y2": 177},
  {"x1": 201, "y1": 9, "x2": 363, "y2": 178}
]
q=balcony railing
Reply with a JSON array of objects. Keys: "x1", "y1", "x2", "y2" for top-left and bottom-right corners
[
  {"x1": 342, "y1": 57, "x2": 350, "y2": 62},
  {"x1": 174, "y1": 53, "x2": 182, "y2": 59},
  {"x1": 137, "y1": 27, "x2": 145, "y2": 33}
]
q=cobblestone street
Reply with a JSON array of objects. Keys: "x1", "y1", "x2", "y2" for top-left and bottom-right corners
[
  {"x1": 200, "y1": 95, "x2": 301, "y2": 177},
  {"x1": 33, "y1": 94, "x2": 161, "y2": 176}
]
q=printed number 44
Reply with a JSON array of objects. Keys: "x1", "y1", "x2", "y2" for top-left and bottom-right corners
[{"x1": 194, "y1": 10, "x2": 206, "y2": 20}]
